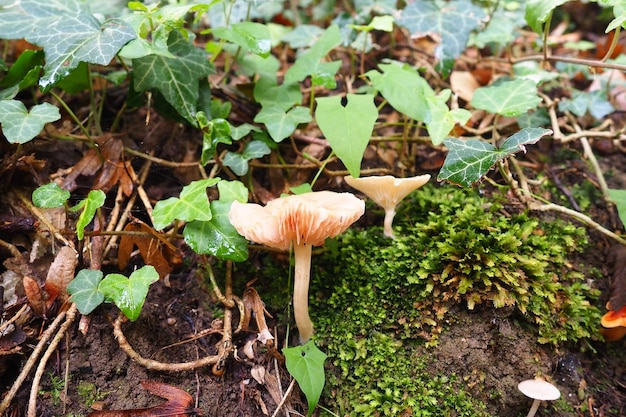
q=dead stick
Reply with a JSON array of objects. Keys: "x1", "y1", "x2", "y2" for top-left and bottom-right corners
[
  {"x1": 531, "y1": 203, "x2": 626, "y2": 246},
  {"x1": 271, "y1": 378, "x2": 296, "y2": 417},
  {"x1": 27, "y1": 304, "x2": 78, "y2": 417},
  {"x1": 113, "y1": 314, "x2": 219, "y2": 371},
  {"x1": 0, "y1": 305, "x2": 68, "y2": 415}
]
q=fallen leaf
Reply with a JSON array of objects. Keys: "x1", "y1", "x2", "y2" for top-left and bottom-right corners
[
  {"x1": 118, "y1": 221, "x2": 182, "y2": 279},
  {"x1": 607, "y1": 244, "x2": 626, "y2": 311},
  {"x1": 88, "y1": 380, "x2": 202, "y2": 416},
  {"x1": 43, "y1": 245, "x2": 78, "y2": 308}
]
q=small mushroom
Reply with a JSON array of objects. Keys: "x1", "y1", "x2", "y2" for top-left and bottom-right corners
[
  {"x1": 600, "y1": 303, "x2": 626, "y2": 341},
  {"x1": 228, "y1": 191, "x2": 365, "y2": 343},
  {"x1": 344, "y1": 174, "x2": 430, "y2": 238},
  {"x1": 517, "y1": 378, "x2": 561, "y2": 417}
]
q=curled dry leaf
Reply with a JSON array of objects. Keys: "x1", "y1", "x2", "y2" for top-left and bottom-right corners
[
  {"x1": 88, "y1": 380, "x2": 201, "y2": 417},
  {"x1": 118, "y1": 221, "x2": 182, "y2": 279},
  {"x1": 43, "y1": 245, "x2": 78, "y2": 307}
]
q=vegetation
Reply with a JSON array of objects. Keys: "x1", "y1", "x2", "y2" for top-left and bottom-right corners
[{"x1": 0, "y1": 0, "x2": 624, "y2": 415}]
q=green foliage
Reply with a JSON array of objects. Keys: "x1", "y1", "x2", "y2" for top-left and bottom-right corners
[
  {"x1": 70, "y1": 189, "x2": 106, "y2": 240},
  {"x1": 152, "y1": 178, "x2": 220, "y2": 230},
  {"x1": 439, "y1": 128, "x2": 552, "y2": 186},
  {"x1": 0, "y1": 0, "x2": 135, "y2": 90},
  {"x1": 471, "y1": 78, "x2": 542, "y2": 117},
  {"x1": 0, "y1": 100, "x2": 60, "y2": 144},
  {"x1": 32, "y1": 183, "x2": 70, "y2": 209},
  {"x1": 313, "y1": 185, "x2": 600, "y2": 348},
  {"x1": 315, "y1": 94, "x2": 378, "y2": 177},
  {"x1": 68, "y1": 266, "x2": 159, "y2": 321},
  {"x1": 283, "y1": 341, "x2": 327, "y2": 417}
]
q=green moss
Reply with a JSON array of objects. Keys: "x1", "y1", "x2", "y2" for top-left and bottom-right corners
[{"x1": 308, "y1": 185, "x2": 600, "y2": 415}]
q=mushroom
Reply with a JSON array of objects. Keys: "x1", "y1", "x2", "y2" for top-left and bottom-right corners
[
  {"x1": 344, "y1": 174, "x2": 430, "y2": 238},
  {"x1": 517, "y1": 378, "x2": 561, "y2": 417},
  {"x1": 600, "y1": 303, "x2": 626, "y2": 341},
  {"x1": 228, "y1": 191, "x2": 365, "y2": 343}
]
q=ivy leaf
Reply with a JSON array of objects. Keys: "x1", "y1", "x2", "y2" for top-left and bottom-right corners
[
  {"x1": 315, "y1": 94, "x2": 378, "y2": 177},
  {"x1": 213, "y1": 22, "x2": 271, "y2": 58},
  {"x1": 558, "y1": 90, "x2": 614, "y2": 120},
  {"x1": 254, "y1": 77, "x2": 302, "y2": 110},
  {"x1": 152, "y1": 178, "x2": 221, "y2": 230},
  {"x1": 397, "y1": 0, "x2": 485, "y2": 63},
  {"x1": 471, "y1": 79, "x2": 541, "y2": 117},
  {"x1": 67, "y1": 269, "x2": 104, "y2": 315},
  {"x1": 525, "y1": 0, "x2": 571, "y2": 34},
  {"x1": 98, "y1": 266, "x2": 159, "y2": 321},
  {"x1": 0, "y1": 100, "x2": 60, "y2": 144},
  {"x1": 70, "y1": 190, "x2": 106, "y2": 240},
  {"x1": 197, "y1": 114, "x2": 232, "y2": 164},
  {"x1": 284, "y1": 25, "x2": 342, "y2": 85},
  {"x1": 183, "y1": 201, "x2": 249, "y2": 261},
  {"x1": 425, "y1": 90, "x2": 471, "y2": 145},
  {"x1": 366, "y1": 63, "x2": 431, "y2": 122},
  {"x1": 217, "y1": 180, "x2": 249, "y2": 204},
  {"x1": 254, "y1": 105, "x2": 312, "y2": 142},
  {"x1": 32, "y1": 183, "x2": 70, "y2": 209},
  {"x1": 0, "y1": 0, "x2": 136, "y2": 90},
  {"x1": 281, "y1": 25, "x2": 325, "y2": 48},
  {"x1": 438, "y1": 128, "x2": 552, "y2": 186},
  {"x1": 0, "y1": 49, "x2": 44, "y2": 90},
  {"x1": 223, "y1": 141, "x2": 272, "y2": 176},
  {"x1": 133, "y1": 30, "x2": 215, "y2": 126},
  {"x1": 283, "y1": 341, "x2": 327, "y2": 417}
]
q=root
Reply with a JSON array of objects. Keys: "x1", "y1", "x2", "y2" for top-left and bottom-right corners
[
  {"x1": 27, "y1": 304, "x2": 78, "y2": 417},
  {"x1": 113, "y1": 314, "x2": 220, "y2": 372}
]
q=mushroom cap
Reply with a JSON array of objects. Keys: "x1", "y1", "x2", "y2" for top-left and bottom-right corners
[
  {"x1": 344, "y1": 174, "x2": 431, "y2": 210},
  {"x1": 517, "y1": 378, "x2": 561, "y2": 401},
  {"x1": 601, "y1": 304, "x2": 626, "y2": 328},
  {"x1": 228, "y1": 191, "x2": 365, "y2": 250}
]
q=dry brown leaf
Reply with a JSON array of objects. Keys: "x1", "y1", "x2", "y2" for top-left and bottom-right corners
[
  {"x1": 23, "y1": 275, "x2": 46, "y2": 316},
  {"x1": 450, "y1": 71, "x2": 480, "y2": 103},
  {"x1": 43, "y1": 245, "x2": 78, "y2": 308},
  {"x1": 88, "y1": 380, "x2": 201, "y2": 416},
  {"x1": 118, "y1": 221, "x2": 181, "y2": 279}
]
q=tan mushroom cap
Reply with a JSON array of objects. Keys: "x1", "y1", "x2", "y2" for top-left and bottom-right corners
[
  {"x1": 344, "y1": 174, "x2": 431, "y2": 210},
  {"x1": 228, "y1": 191, "x2": 365, "y2": 250},
  {"x1": 517, "y1": 378, "x2": 561, "y2": 401}
]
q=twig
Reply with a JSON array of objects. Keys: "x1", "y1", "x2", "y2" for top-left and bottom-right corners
[
  {"x1": 0, "y1": 304, "x2": 68, "y2": 415},
  {"x1": 27, "y1": 304, "x2": 78, "y2": 417},
  {"x1": 530, "y1": 203, "x2": 626, "y2": 246},
  {"x1": 0, "y1": 304, "x2": 29, "y2": 333},
  {"x1": 0, "y1": 238, "x2": 22, "y2": 258},
  {"x1": 271, "y1": 378, "x2": 297, "y2": 417},
  {"x1": 113, "y1": 314, "x2": 219, "y2": 371},
  {"x1": 13, "y1": 191, "x2": 75, "y2": 250}
]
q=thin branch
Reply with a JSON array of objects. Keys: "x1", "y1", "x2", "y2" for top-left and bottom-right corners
[{"x1": 530, "y1": 203, "x2": 626, "y2": 246}]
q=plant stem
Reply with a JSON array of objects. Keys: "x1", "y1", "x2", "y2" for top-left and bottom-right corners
[{"x1": 293, "y1": 243, "x2": 314, "y2": 343}]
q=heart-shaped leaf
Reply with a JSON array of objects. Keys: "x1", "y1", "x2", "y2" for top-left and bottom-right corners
[
  {"x1": 99, "y1": 266, "x2": 159, "y2": 321},
  {"x1": 315, "y1": 94, "x2": 378, "y2": 177},
  {"x1": 254, "y1": 105, "x2": 312, "y2": 142},
  {"x1": 67, "y1": 269, "x2": 104, "y2": 315},
  {"x1": 283, "y1": 341, "x2": 327, "y2": 417},
  {"x1": 0, "y1": 100, "x2": 60, "y2": 144},
  {"x1": 32, "y1": 183, "x2": 70, "y2": 209}
]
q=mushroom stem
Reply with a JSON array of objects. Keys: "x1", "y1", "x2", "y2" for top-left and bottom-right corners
[
  {"x1": 526, "y1": 399, "x2": 541, "y2": 417},
  {"x1": 293, "y1": 243, "x2": 314, "y2": 343},
  {"x1": 383, "y1": 207, "x2": 396, "y2": 239}
]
